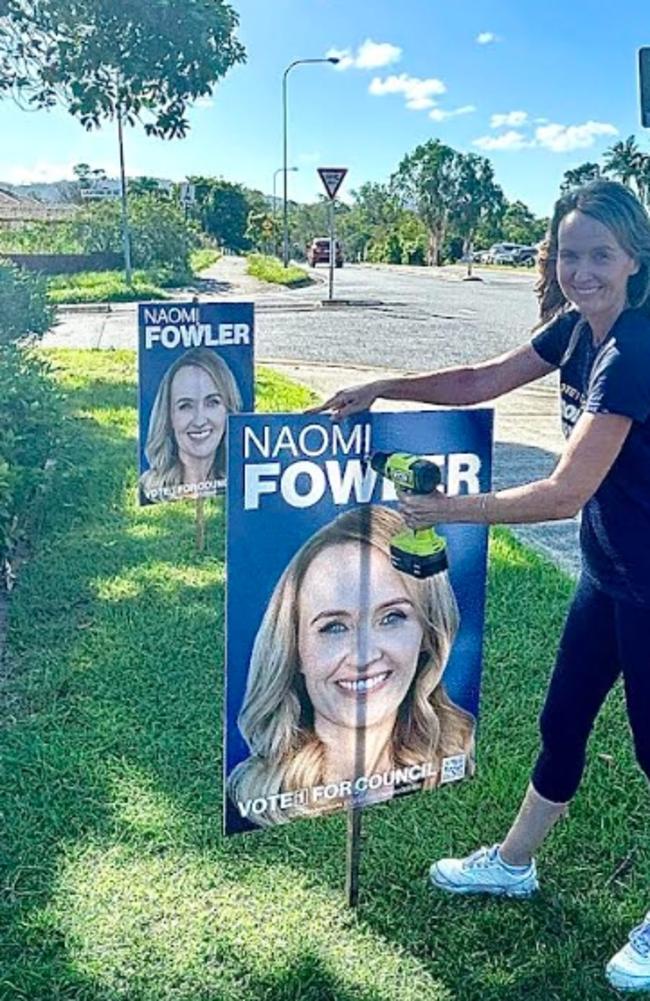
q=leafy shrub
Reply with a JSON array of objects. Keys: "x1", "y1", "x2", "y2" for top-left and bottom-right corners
[
  {"x1": 77, "y1": 195, "x2": 202, "y2": 278},
  {"x1": 0, "y1": 346, "x2": 63, "y2": 565},
  {"x1": 0, "y1": 261, "x2": 54, "y2": 346}
]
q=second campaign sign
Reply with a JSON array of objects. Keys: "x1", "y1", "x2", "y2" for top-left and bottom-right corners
[
  {"x1": 137, "y1": 301, "x2": 254, "y2": 505},
  {"x1": 225, "y1": 410, "x2": 493, "y2": 835}
]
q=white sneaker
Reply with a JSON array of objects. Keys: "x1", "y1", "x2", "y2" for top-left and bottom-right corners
[
  {"x1": 430, "y1": 844, "x2": 539, "y2": 898},
  {"x1": 606, "y1": 912, "x2": 650, "y2": 992}
]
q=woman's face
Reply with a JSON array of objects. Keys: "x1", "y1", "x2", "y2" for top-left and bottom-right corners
[
  {"x1": 170, "y1": 364, "x2": 227, "y2": 463},
  {"x1": 557, "y1": 210, "x2": 639, "y2": 322},
  {"x1": 297, "y1": 542, "x2": 424, "y2": 732}
]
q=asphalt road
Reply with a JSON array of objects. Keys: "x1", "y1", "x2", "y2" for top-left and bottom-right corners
[
  {"x1": 258, "y1": 262, "x2": 541, "y2": 371},
  {"x1": 45, "y1": 261, "x2": 542, "y2": 374}
]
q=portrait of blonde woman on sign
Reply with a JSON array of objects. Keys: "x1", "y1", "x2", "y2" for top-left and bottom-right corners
[
  {"x1": 139, "y1": 347, "x2": 242, "y2": 503},
  {"x1": 228, "y1": 505, "x2": 475, "y2": 828}
]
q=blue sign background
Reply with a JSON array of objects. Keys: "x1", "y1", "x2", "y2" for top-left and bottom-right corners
[{"x1": 225, "y1": 410, "x2": 493, "y2": 833}]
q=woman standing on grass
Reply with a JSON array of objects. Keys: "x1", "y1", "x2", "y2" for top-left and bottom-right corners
[{"x1": 314, "y1": 180, "x2": 650, "y2": 994}]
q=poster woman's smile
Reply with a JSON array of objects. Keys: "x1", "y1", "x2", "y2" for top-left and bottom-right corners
[{"x1": 298, "y1": 543, "x2": 424, "y2": 732}]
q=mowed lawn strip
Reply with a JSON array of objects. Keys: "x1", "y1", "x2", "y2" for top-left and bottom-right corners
[{"x1": 1, "y1": 348, "x2": 647, "y2": 1001}]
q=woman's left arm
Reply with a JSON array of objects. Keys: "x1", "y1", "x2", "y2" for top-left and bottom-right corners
[{"x1": 398, "y1": 412, "x2": 633, "y2": 527}]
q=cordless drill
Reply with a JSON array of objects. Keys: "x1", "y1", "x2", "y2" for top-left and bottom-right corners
[{"x1": 370, "y1": 452, "x2": 448, "y2": 578}]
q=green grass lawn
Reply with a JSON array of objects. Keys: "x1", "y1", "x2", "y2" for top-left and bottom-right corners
[
  {"x1": 47, "y1": 251, "x2": 221, "y2": 305},
  {"x1": 190, "y1": 248, "x2": 221, "y2": 273},
  {"x1": 246, "y1": 254, "x2": 311, "y2": 286},
  {"x1": 47, "y1": 271, "x2": 169, "y2": 305},
  {"x1": 1, "y1": 350, "x2": 648, "y2": 1001}
]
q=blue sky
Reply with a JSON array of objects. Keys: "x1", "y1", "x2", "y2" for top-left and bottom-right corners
[{"x1": 2, "y1": 0, "x2": 649, "y2": 216}]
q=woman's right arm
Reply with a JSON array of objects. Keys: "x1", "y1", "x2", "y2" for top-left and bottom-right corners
[{"x1": 310, "y1": 344, "x2": 555, "y2": 419}]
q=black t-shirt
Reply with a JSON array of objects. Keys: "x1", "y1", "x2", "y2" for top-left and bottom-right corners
[{"x1": 531, "y1": 307, "x2": 650, "y2": 606}]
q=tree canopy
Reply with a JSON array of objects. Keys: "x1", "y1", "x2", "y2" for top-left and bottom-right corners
[{"x1": 0, "y1": 0, "x2": 245, "y2": 137}]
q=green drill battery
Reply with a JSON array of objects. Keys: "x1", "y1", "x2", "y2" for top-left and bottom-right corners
[{"x1": 370, "y1": 451, "x2": 449, "y2": 579}]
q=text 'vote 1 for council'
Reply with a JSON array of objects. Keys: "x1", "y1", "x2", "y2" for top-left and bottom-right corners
[
  {"x1": 224, "y1": 409, "x2": 493, "y2": 835},
  {"x1": 137, "y1": 301, "x2": 254, "y2": 506}
]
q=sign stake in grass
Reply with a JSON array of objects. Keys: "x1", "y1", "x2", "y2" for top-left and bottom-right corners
[
  {"x1": 196, "y1": 497, "x2": 207, "y2": 553},
  {"x1": 346, "y1": 803, "x2": 363, "y2": 908}
]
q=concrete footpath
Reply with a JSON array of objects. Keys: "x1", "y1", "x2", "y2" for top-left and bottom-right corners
[{"x1": 266, "y1": 358, "x2": 580, "y2": 579}]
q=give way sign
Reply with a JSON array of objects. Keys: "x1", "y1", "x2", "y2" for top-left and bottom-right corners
[{"x1": 317, "y1": 167, "x2": 348, "y2": 200}]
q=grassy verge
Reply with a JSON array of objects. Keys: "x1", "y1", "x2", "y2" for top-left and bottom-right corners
[
  {"x1": 246, "y1": 253, "x2": 310, "y2": 286},
  {"x1": 47, "y1": 270, "x2": 169, "y2": 305},
  {"x1": 1, "y1": 350, "x2": 647, "y2": 1001},
  {"x1": 190, "y1": 248, "x2": 221, "y2": 273},
  {"x1": 47, "y1": 252, "x2": 220, "y2": 305}
]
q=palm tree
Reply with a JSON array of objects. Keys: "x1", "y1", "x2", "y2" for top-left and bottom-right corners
[
  {"x1": 560, "y1": 162, "x2": 601, "y2": 193},
  {"x1": 603, "y1": 136, "x2": 643, "y2": 193}
]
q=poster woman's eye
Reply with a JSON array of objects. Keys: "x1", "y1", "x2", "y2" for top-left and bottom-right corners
[
  {"x1": 379, "y1": 609, "x2": 408, "y2": 627},
  {"x1": 318, "y1": 619, "x2": 348, "y2": 635}
]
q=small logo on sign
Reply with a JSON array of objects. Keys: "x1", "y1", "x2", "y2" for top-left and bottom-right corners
[{"x1": 440, "y1": 754, "x2": 466, "y2": 784}]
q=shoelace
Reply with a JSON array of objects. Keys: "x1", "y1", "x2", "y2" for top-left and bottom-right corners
[
  {"x1": 629, "y1": 915, "x2": 650, "y2": 958},
  {"x1": 462, "y1": 846, "x2": 496, "y2": 870}
]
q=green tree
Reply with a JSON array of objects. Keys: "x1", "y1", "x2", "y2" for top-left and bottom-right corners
[
  {"x1": 450, "y1": 153, "x2": 504, "y2": 270},
  {"x1": 501, "y1": 199, "x2": 546, "y2": 245},
  {"x1": 189, "y1": 177, "x2": 252, "y2": 252},
  {"x1": 560, "y1": 162, "x2": 601, "y2": 194},
  {"x1": 76, "y1": 195, "x2": 200, "y2": 277},
  {"x1": 129, "y1": 176, "x2": 164, "y2": 197},
  {"x1": 245, "y1": 210, "x2": 276, "y2": 255},
  {"x1": 0, "y1": 0, "x2": 245, "y2": 138},
  {"x1": 603, "y1": 136, "x2": 643, "y2": 192},
  {"x1": 391, "y1": 140, "x2": 460, "y2": 266},
  {"x1": 339, "y1": 182, "x2": 401, "y2": 262}
]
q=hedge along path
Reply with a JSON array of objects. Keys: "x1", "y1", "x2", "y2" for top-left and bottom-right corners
[{"x1": 0, "y1": 348, "x2": 648, "y2": 1001}]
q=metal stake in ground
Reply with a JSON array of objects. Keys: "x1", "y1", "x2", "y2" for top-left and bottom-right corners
[
  {"x1": 195, "y1": 496, "x2": 206, "y2": 553},
  {"x1": 346, "y1": 803, "x2": 363, "y2": 908}
]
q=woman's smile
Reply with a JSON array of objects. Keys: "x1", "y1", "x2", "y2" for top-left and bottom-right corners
[{"x1": 334, "y1": 669, "x2": 393, "y2": 696}]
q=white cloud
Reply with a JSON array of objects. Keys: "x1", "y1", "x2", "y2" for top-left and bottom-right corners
[
  {"x1": 194, "y1": 95, "x2": 214, "y2": 109},
  {"x1": 490, "y1": 110, "x2": 528, "y2": 128},
  {"x1": 473, "y1": 118, "x2": 618, "y2": 154},
  {"x1": 473, "y1": 130, "x2": 530, "y2": 151},
  {"x1": 429, "y1": 104, "x2": 476, "y2": 122},
  {"x1": 369, "y1": 73, "x2": 446, "y2": 110},
  {"x1": 327, "y1": 38, "x2": 401, "y2": 71},
  {"x1": 534, "y1": 120, "x2": 618, "y2": 152},
  {"x1": 476, "y1": 32, "x2": 499, "y2": 44}
]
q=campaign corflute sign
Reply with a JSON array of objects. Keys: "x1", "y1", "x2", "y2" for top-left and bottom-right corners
[
  {"x1": 137, "y1": 301, "x2": 254, "y2": 505},
  {"x1": 224, "y1": 409, "x2": 493, "y2": 835}
]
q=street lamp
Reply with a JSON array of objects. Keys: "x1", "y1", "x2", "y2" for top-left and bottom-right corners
[
  {"x1": 273, "y1": 166, "x2": 298, "y2": 257},
  {"x1": 282, "y1": 56, "x2": 339, "y2": 267}
]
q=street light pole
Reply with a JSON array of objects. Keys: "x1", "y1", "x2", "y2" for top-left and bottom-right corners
[
  {"x1": 273, "y1": 166, "x2": 298, "y2": 257},
  {"x1": 117, "y1": 110, "x2": 133, "y2": 288},
  {"x1": 282, "y1": 56, "x2": 339, "y2": 267}
]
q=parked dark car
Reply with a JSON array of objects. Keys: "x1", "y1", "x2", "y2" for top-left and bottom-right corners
[{"x1": 307, "y1": 238, "x2": 344, "y2": 268}]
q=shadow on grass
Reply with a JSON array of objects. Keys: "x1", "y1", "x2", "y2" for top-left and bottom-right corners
[{"x1": 2, "y1": 365, "x2": 648, "y2": 1001}]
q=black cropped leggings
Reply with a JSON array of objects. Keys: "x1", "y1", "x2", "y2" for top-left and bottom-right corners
[{"x1": 532, "y1": 573, "x2": 650, "y2": 804}]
